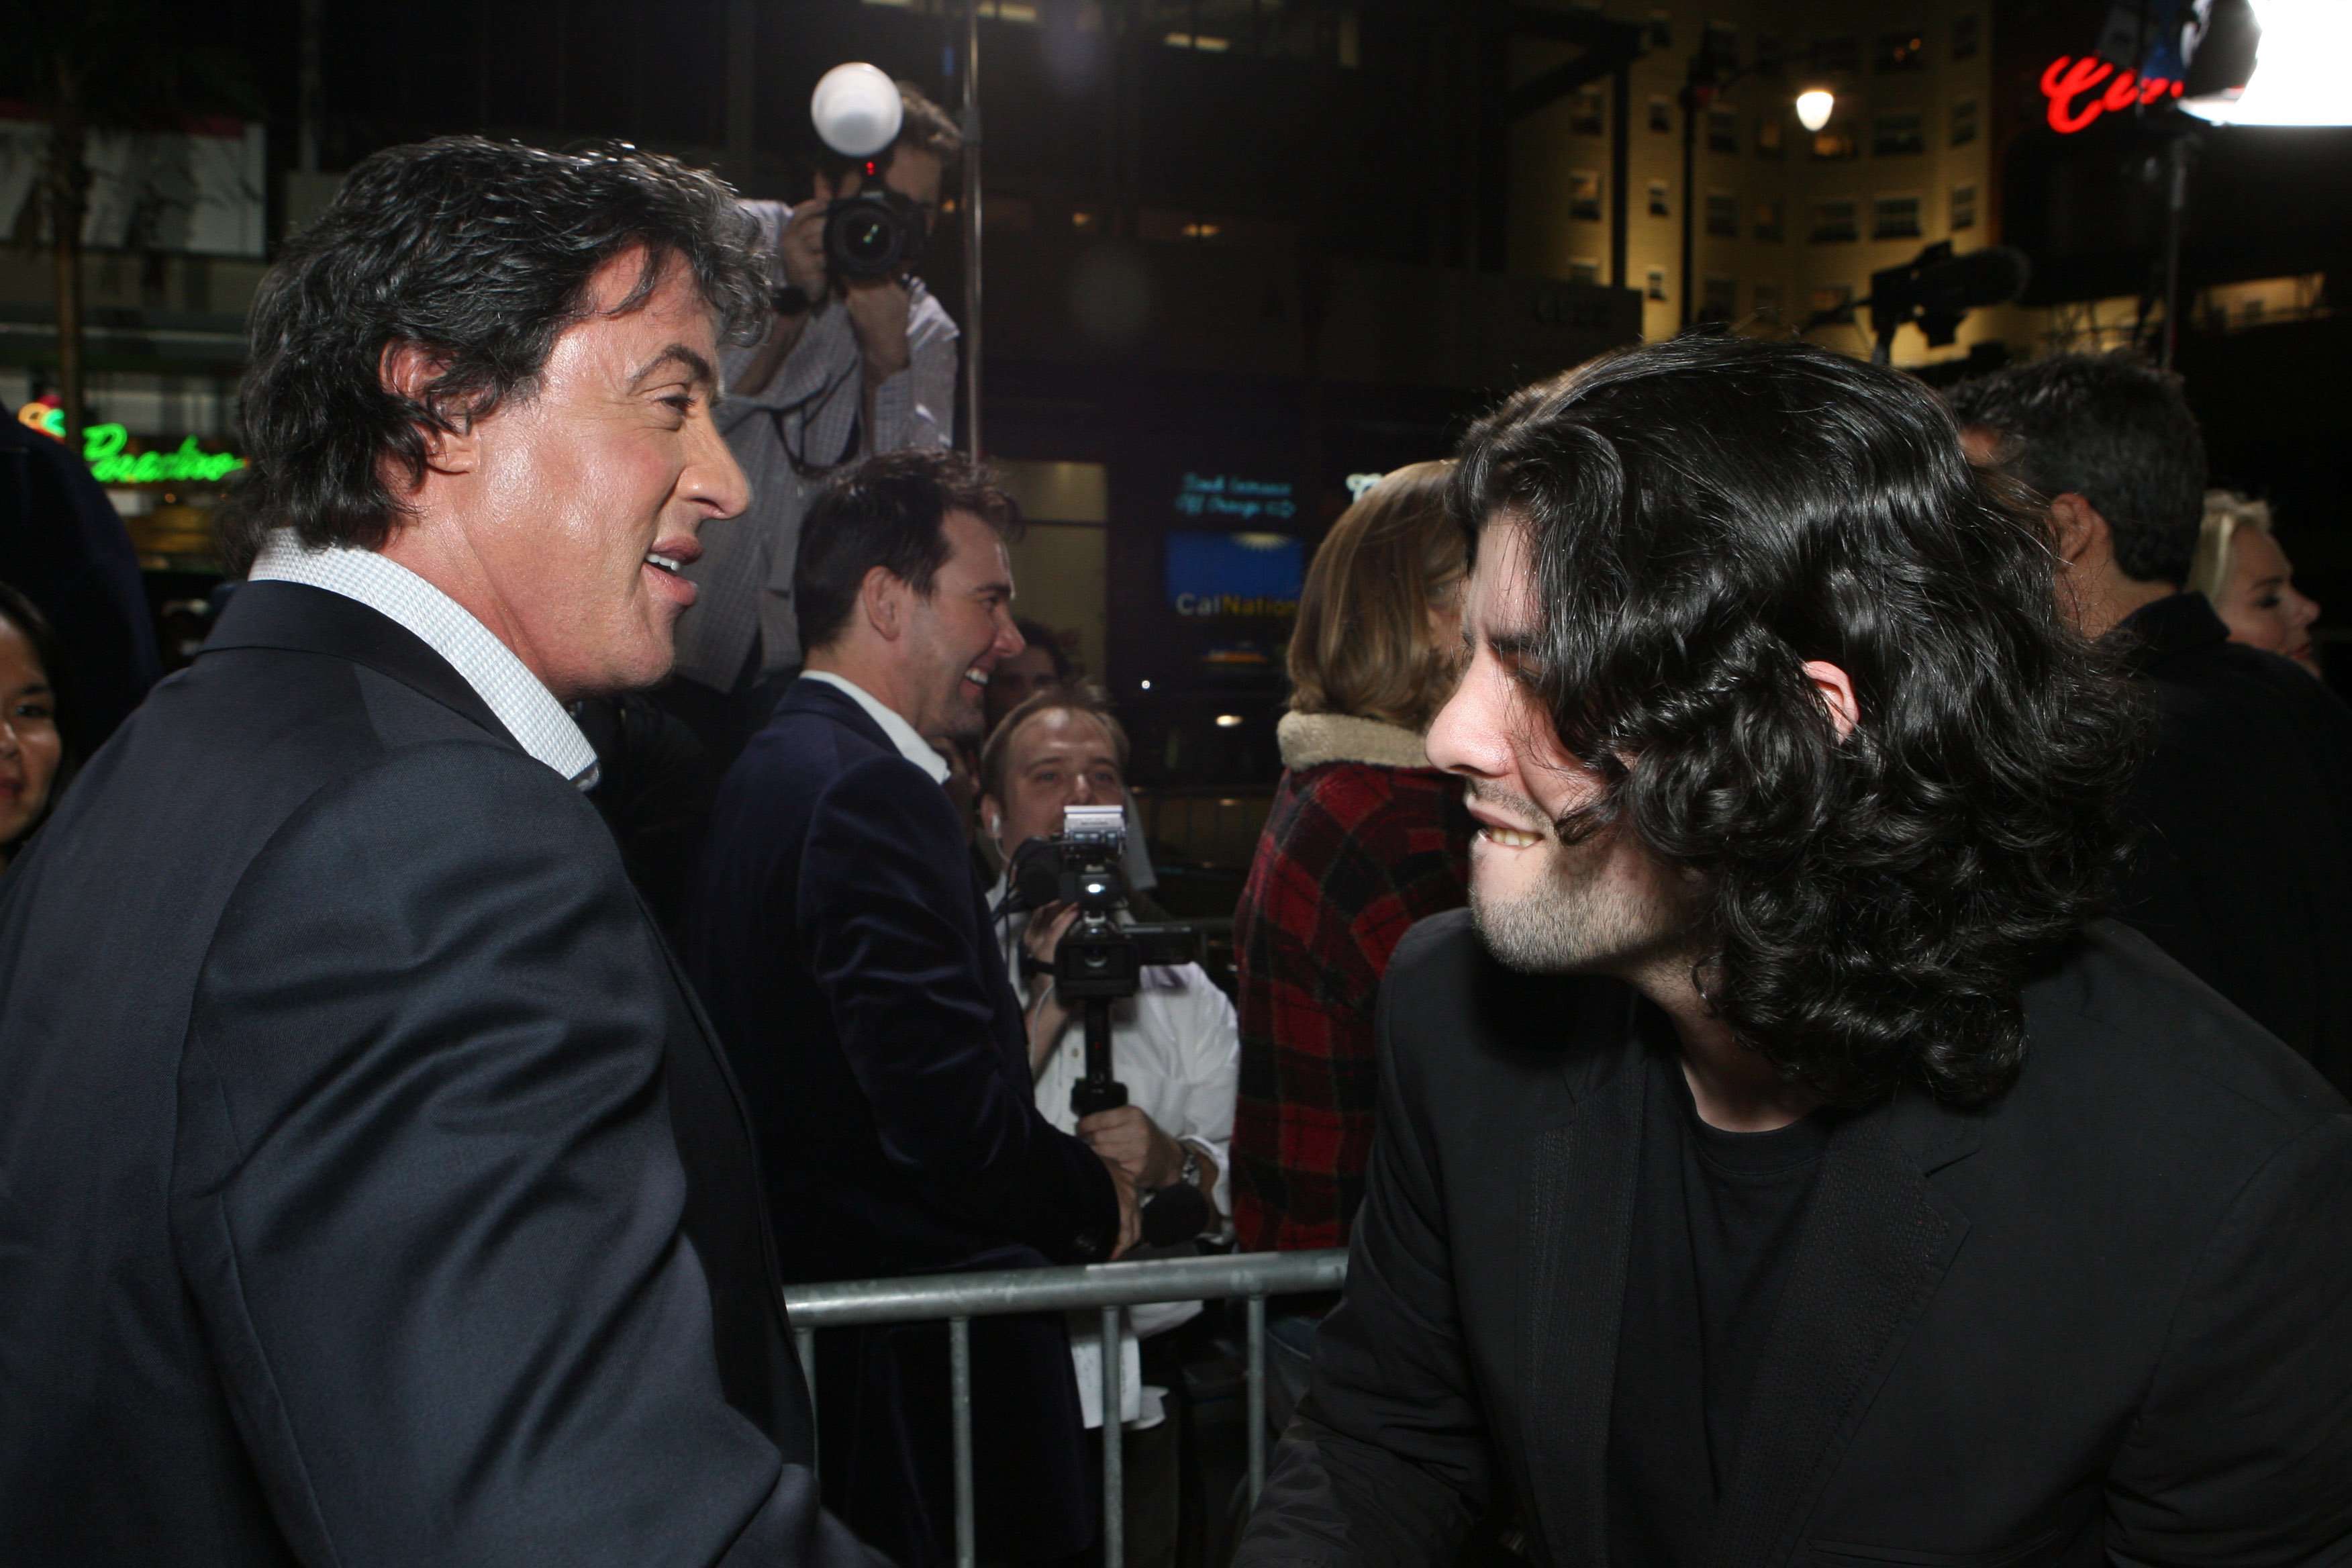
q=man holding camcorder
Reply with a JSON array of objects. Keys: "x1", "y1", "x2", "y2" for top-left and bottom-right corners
[{"x1": 666, "y1": 73, "x2": 963, "y2": 767}]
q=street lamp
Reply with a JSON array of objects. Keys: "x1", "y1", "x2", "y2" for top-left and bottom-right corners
[{"x1": 1679, "y1": 52, "x2": 1834, "y2": 329}]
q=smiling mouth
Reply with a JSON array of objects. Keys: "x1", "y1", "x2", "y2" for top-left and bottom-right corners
[
  {"x1": 1479, "y1": 822, "x2": 1543, "y2": 849},
  {"x1": 965, "y1": 667, "x2": 990, "y2": 687},
  {"x1": 644, "y1": 552, "x2": 685, "y2": 575}
]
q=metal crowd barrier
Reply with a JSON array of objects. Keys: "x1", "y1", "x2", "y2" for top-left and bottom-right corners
[{"x1": 784, "y1": 1248, "x2": 1348, "y2": 1568}]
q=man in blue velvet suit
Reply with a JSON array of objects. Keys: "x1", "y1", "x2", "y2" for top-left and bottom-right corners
[{"x1": 689, "y1": 448, "x2": 1138, "y2": 1568}]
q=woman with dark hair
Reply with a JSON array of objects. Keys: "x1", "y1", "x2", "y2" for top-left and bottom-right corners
[
  {"x1": 1231, "y1": 459, "x2": 1473, "y2": 1257},
  {"x1": 0, "y1": 583, "x2": 71, "y2": 875}
]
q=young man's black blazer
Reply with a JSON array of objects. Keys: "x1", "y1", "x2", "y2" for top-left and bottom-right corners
[
  {"x1": 1237, "y1": 911, "x2": 2352, "y2": 1567},
  {"x1": 0, "y1": 582, "x2": 880, "y2": 1567}
]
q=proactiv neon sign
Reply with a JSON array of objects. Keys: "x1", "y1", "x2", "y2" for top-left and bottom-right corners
[
  {"x1": 2041, "y1": 55, "x2": 2188, "y2": 133},
  {"x1": 15, "y1": 401, "x2": 247, "y2": 485}
]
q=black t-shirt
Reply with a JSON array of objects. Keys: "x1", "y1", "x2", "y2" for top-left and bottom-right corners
[{"x1": 1607, "y1": 1034, "x2": 1832, "y2": 1564}]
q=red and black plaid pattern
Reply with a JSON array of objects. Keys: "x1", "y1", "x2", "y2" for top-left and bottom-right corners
[{"x1": 1231, "y1": 762, "x2": 1472, "y2": 1252}]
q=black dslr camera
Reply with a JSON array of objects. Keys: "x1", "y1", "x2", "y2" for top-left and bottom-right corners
[
  {"x1": 823, "y1": 168, "x2": 928, "y2": 280},
  {"x1": 1003, "y1": 805, "x2": 1212, "y2": 1245}
]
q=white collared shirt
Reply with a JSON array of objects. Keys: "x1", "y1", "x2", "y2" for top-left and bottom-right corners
[
  {"x1": 247, "y1": 534, "x2": 600, "y2": 790},
  {"x1": 798, "y1": 670, "x2": 952, "y2": 785}
]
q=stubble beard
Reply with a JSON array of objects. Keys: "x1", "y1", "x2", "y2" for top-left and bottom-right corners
[{"x1": 1468, "y1": 819, "x2": 1692, "y2": 981}]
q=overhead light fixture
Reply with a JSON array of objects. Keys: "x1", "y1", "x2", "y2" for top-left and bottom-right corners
[
  {"x1": 1796, "y1": 89, "x2": 1836, "y2": 132},
  {"x1": 2183, "y1": 0, "x2": 2352, "y2": 126},
  {"x1": 1214, "y1": 714, "x2": 1243, "y2": 728}
]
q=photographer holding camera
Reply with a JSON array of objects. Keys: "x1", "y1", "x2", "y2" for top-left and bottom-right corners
[{"x1": 667, "y1": 75, "x2": 962, "y2": 765}]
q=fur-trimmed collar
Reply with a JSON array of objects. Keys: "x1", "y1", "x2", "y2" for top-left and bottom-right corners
[{"x1": 1277, "y1": 710, "x2": 1433, "y2": 771}]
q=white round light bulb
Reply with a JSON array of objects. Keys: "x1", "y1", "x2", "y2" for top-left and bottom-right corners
[
  {"x1": 811, "y1": 62, "x2": 903, "y2": 159},
  {"x1": 1796, "y1": 89, "x2": 1836, "y2": 132}
]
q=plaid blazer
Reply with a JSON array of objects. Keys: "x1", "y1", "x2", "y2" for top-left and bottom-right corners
[{"x1": 1231, "y1": 714, "x2": 1472, "y2": 1252}]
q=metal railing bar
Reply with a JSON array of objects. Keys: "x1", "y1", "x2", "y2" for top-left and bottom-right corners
[
  {"x1": 793, "y1": 1324, "x2": 818, "y2": 1473},
  {"x1": 781, "y1": 1248, "x2": 1346, "y2": 1329},
  {"x1": 1100, "y1": 1303, "x2": 1124, "y2": 1568},
  {"x1": 951, "y1": 1316, "x2": 975, "y2": 1568},
  {"x1": 1246, "y1": 1293, "x2": 1267, "y2": 1505}
]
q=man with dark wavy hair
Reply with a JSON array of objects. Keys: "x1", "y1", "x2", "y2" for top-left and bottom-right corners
[
  {"x1": 0, "y1": 138, "x2": 883, "y2": 1566},
  {"x1": 1236, "y1": 336, "x2": 2352, "y2": 1565}
]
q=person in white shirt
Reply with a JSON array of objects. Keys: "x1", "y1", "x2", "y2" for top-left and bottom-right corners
[{"x1": 977, "y1": 687, "x2": 1237, "y2": 1232}]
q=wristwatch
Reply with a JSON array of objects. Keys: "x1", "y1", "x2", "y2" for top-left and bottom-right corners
[{"x1": 1176, "y1": 1143, "x2": 1202, "y2": 1190}]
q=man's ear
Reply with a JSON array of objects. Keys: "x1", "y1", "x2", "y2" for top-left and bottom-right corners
[
  {"x1": 378, "y1": 341, "x2": 479, "y2": 478},
  {"x1": 1800, "y1": 660, "x2": 1859, "y2": 742},
  {"x1": 859, "y1": 565, "x2": 908, "y2": 641},
  {"x1": 2044, "y1": 492, "x2": 2112, "y2": 571},
  {"x1": 977, "y1": 795, "x2": 1003, "y2": 840}
]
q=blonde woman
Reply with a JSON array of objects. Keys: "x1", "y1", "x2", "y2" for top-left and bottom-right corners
[
  {"x1": 2190, "y1": 489, "x2": 2323, "y2": 676},
  {"x1": 1231, "y1": 460, "x2": 1471, "y2": 1257}
]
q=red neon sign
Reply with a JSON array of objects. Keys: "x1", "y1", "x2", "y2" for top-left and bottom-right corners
[{"x1": 2041, "y1": 55, "x2": 2186, "y2": 134}]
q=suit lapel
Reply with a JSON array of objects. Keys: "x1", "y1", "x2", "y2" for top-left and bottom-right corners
[
  {"x1": 201, "y1": 580, "x2": 518, "y2": 750},
  {"x1": 1522, "y1": 1049, "x2": 1646, "y2": 1565},
  {"x1": 1705, "y1": 1106, "x2": 1972, "y2": 1568}
]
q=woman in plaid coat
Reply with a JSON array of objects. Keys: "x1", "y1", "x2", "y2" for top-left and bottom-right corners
[{"x1": 1232, "y1": 461, "x2": 1473, "y2": 1257}]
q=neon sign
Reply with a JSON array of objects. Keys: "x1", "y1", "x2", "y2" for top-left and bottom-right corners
[
  {"x1": 15, "y1": 401, "x2": 247, "y2": 485},
  {"x1": 2041, "y1": 55, "x2": 2186, "y2": 134}
]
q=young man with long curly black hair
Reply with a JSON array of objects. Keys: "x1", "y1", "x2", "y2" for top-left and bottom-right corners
[{"x1": 1234, "y1": 336, "x2": 2352, "y2": 1566}]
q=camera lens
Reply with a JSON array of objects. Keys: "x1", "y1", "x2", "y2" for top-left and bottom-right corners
[{"x1": 824, "y1": 193, "x2": 916, "y2": 279}]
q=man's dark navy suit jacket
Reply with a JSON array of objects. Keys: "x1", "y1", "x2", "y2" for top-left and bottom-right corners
[
  {"x1": 0, "y1": 582, "x2": 879, "y2": 1567},
  {"x1": 689, "y1": 677, "x2": 1120, "y2": 1568}
]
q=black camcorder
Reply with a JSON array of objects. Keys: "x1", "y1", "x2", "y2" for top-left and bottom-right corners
[{"x1": 1003, "y1": 804, "x2": 1212, "y2": 1246}]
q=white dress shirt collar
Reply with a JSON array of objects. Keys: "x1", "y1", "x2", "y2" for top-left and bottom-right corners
[
  {"x1": 799, "y1": 670, "x2": 952, "y2": 784},
  {"x1": 247, "y1": 534, "x2": 601, "y2": 791}
]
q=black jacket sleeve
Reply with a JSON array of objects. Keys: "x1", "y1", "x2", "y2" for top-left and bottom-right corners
[
  {"x1": 1234, "y1": 947, "x2": 1495, "y2": 1567},
  {"x1": 172, "y1": 741, "x2": 887, "y2": 1568},
  {"x1": 2106, "y1": 1114, "x2": 2352, "y2": 1564},
  {"x1": 797, "y1": 752, "x2": 1118, "y2": 1263}
]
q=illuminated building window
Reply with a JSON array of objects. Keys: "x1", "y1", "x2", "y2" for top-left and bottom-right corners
[
  {"x1": 1953, "y1": 13, "x2": 1981, "y2": 61},
  {"x1": 1753, "y1": 197, "x2": 1785, "y2": 242},
  {"x1": 1878, "y1": 30, "x2": 1927, "y2": 71},
  {"x1": 1812, "y1": 126, "x2": 1857, "y2": 160},
  {"x1": 1647, "y1": 268, "x2": 1669, "y2": 302},
  {"x1": 1874, "y1": 113, "x2": 1925, "y2": 155},
  {"x1": 1649, "y1": 97, "x2": 1674, "y2": 134},
  {"x1": 1706, "y1": 191, "x2": 1738, "y2": 236},
  {"x1": 1648, "y1": 180, "x2": 1671, "y2": 219},
  {"x1": 1951, "y1": 183, "x2": 1978, "y2": 230},
  {"x1": 1569, "y1": 170, "x2": 1604, "y2": 222},
  {"x1": 1873, "y1": 193, "x2": 1922, "y2": 239},
  {"x1": 1707, "y1": 107, "x2": 1739, "y2": 153},
  {"x1": 1757, "y1": 114, "x2": 1785, "y2": 158},
  {"x1": 1163, "y1": 31, "x2": 1229, "y2": 51},
  {"x1": 1811, "y1": 199, "x2": 1859, "y2": 243},
  {"x1": 1571, "y1": 89, "x2": 1605, "y2": 136},
  {"x1": 1951, "y1": 99, "x2": 1979, "y2": 146}
]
